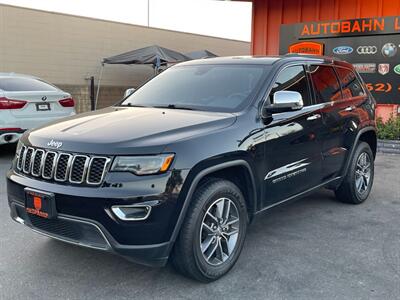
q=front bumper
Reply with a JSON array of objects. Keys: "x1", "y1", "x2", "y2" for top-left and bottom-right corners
[
  {"x1": 9, "y1": 202, "x2": 171, "y2": 266},
  {"x1": 7, "y1": 168, "x2": 189, "y2": 267}
]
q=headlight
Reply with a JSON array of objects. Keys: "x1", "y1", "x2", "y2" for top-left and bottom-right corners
[
  {"x1": 110, "y1": 154, "x2": 175, "y2": 175},
  {"x1": 15, "y1": 141, "x2": 23, "y2": 160},
  {"x1": 13, "y1": 141, "x2": 23, "y2": 169},
  {"x1": 15, "y1": 141, "x2": 23, "y2": 155}
]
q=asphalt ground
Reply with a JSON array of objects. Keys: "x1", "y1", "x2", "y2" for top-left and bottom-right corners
[{"x1": 1, "y1": 143, "x2": 399, "y2": 299}]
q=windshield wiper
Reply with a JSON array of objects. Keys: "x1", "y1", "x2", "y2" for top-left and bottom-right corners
[
  {"x1": 119, "y1": 103, "x2": 148, "y2": 108},
  {"x1": 152, "y1": 104, "x2": 195, "y2": 110}
]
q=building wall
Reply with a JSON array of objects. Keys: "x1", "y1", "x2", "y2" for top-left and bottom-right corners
[
  {"x1": 0, "y1": 4, "x2": 250, "y2": 112},
  {"x1": 251, "y1": 0, "x2": 400, "y2": 55}
]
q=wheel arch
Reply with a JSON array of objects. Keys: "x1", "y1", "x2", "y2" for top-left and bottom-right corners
[
  {"x1": 339, "y1": 126, "x2": 377, "y2": 184},
  {"x1": 358, "y1": 130, "x2": 377, "y2": 158},
  {"x1": 169, "y1": 159, "x2": 258, "y2": 247}
]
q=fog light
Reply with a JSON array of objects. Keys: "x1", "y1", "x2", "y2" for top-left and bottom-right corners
[{"x1": 111, "y1": 205, "x2": 151, "y2": 221}]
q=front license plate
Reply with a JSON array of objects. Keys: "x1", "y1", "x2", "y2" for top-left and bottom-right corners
[
  {"x1": 25, "y1": 188, "x2": 57, "y2": 219},
  {"x1": 36, "y1": 103, "x2": 51, "y2": 111}
]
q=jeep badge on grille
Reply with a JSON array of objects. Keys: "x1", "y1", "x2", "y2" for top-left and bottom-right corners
[{"x1": 47, "y1": 139, "x2": 63, "y2": 149}]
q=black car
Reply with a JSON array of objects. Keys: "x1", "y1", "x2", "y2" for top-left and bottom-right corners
[{"x1": 7, "y1": 55, "x2": 377, "y2": 282}]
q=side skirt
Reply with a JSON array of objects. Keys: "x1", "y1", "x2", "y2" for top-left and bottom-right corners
[{"x1": 255, "y1": 176, "x2": 342, "y2": 215}]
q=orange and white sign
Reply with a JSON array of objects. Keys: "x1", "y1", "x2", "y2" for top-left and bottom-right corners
[{"x1": 288, "y1": 42, "x2": 324, "y2": 55}]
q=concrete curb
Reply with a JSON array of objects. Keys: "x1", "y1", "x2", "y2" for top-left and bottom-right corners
[{"x1": 377, "y1": 139, "x2": 400, "y2": 155}]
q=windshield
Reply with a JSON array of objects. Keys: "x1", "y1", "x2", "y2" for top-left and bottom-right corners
[
  {"x1": 0, "y1": 77, "x2": 58, "y2": 92},
  {"x1": 119, "y1": 64, "x2": 269, "y2": 112}
]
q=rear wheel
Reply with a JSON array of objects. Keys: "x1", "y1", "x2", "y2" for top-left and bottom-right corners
[
  {"x1": 172, "y1": 178, "x2": 248, "y2": 282},
  {"x1": 335, "y1": 142, "x2": 374, "y2": 204}
]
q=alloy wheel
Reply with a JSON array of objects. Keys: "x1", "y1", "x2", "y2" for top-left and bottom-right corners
[
  {"x1": 355, "y1": 152, "x2": 371, "y2": 195},
  {"x1": 199, "y1": 197, "x2": 240, "y2": 266}
]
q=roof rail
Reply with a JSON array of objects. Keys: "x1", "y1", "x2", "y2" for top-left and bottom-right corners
[{"x1": 282, "y1": 53, "x2": 343, "y2": 62}]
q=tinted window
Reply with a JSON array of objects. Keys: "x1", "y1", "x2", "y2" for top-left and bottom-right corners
[
  {"x1": 335, "y1": 67, "x2": 365, "y2": 98},
  {"x1": 0, "y1": 77, "x2": 58, "y2": 92},
  {"x1": 270, "y1": 65, "x2": 312, "y2": 106},
  {"x1": 309, "y1": 65, "x2": 341, "y2": 103},
  {"x1": 120, "y1": 65, "x2": 268, "y2": 113}
]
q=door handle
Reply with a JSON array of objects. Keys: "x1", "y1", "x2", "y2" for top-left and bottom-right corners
[
  {"x1": 344, "y1": 106, "x2": 354, "y2": 112},
  {"x1": 307, "y1": 114, "x2": 321, "y2": 121}
]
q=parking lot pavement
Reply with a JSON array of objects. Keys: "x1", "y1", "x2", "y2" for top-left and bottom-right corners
[{"x1": 0, "y1": 144, "x2": 399, "y2": 300}]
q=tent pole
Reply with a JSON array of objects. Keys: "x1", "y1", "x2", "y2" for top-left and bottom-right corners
[{"x1": 95, "y1": 63, "x2": 104, "y2": 110}]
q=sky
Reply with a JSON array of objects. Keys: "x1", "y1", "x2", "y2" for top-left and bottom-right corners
[{"x1": 0, "y1": 0, "x2": 252, "y2": 41}]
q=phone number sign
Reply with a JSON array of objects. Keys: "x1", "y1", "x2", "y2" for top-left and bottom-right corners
[{"x1": 279, "y1": 16, "x2": 400, "y2": 104}]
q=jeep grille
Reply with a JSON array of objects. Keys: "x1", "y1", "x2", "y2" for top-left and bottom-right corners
[{"x1": 16, "y1": 145, "x2": 111, "y2": 186}]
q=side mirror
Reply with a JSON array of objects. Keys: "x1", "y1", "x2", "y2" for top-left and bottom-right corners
[
  {"x1": 124, "y1": 88, "x2": 136, "y2": 98},
  {"x1": 265, "y1": 91, "x2": 304, "y2": 113}
]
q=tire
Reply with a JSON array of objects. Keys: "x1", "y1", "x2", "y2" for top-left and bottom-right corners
[
  {"x1": 335, "y1": 142, "x2": 374, "y2": 204},
  {"x1": 171, "y1": 178, "x2": 248, "y2": 282}
]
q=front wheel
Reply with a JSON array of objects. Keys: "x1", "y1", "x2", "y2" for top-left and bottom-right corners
[
  {"x1": 335, "y1": 142, "x2": 374, "y2": 204},
  {"x1": 171, "y1": 178, "x2": 248, "y2": 282}
]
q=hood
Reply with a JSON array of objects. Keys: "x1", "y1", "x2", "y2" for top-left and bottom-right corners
[{"x1": 24, "y1": 107, "x2": 236, "y2": 155}]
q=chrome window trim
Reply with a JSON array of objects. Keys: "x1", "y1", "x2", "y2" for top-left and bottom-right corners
[
  {"x1": 31, "y1": 149, "x2": 45, "y2": 177},
  {"x1": 259, "y1": 61, "x2": 363, "y2": 120},
  {"x1": 69, "y1": 155, "x2": 90, "y2": 184},
  {"x1": 86, "y1": 156, "x2": 111, "y2": 185},
  {"x1": 42, "y1": 151, "x2": 58, "y2": 179},
  {"x1": 54, "y1": 153, "x2": 73, "y2": 182},
  {"x1": 259, "y1": 60, "x2": 322, "y2": 118}
]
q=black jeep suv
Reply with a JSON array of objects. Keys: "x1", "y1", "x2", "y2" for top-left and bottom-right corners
[{"x1": 7, "y1": 55, "x2": 376, "y2": 282}]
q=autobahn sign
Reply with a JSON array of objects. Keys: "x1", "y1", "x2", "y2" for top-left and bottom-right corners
[{"x1": 279, "y1": 16, "x2": 400, "y2": 105}]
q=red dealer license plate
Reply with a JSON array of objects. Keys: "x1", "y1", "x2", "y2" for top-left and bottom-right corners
[{"x1": 25, "y1": 188, "x2": 57, "y2": 219}]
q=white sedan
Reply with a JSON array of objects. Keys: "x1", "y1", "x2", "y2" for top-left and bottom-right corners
[{"x1": 0, "y1": 73, "x2": 76, "y2": 145}]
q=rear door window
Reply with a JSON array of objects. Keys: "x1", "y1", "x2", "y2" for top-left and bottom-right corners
[
  {"x1": 309, "y1": 65, "x2": 341, "y2": 103},
  {"x1": 270, "y1": 65, "x2": 312, "y2": 106},
  {"x1": 335, "y1": 67, "x2": 366, "y2": 98},
  {"x1": 0, "y1": 77, "x2": 58, "y2": 92}
]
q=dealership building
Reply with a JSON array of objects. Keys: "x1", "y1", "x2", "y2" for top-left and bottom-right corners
[{"x1": 245, "y1": 0, "x2": 400, "y2": 120}]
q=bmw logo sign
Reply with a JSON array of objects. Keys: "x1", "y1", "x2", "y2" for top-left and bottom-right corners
[
  {"x1": 381, "y1": 43, "x2": 397, "y2": 58},
  {"x1": 41, "y1": 96, "x2": 47, "y2": 101}
]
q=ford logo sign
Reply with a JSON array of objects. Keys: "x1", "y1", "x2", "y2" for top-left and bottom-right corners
[{"x1": 333, "y1": 46, "x2": 353, "y2": 55}]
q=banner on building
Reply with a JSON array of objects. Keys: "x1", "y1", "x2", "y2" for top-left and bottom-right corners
[{"x1": 280, "y1": 16, "x2": 400, "y2": 105}]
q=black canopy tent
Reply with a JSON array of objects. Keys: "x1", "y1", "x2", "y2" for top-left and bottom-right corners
[
  {"x1": 103, "y1": 45, "x2": 190, "y2": 66},
  {"x1": 184, "y1": 50, "x2": 218, "y2": 59},
  {"x1": 95, "y1": 45, "x2": 218, "y2": 108},
  {"x1": 95, "y1": 45, "x2": 190, "y2": 108}
]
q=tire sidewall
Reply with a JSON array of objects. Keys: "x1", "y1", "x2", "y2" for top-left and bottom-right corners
[
  {"x1": 191, "y1": 182, "x2": 247, "y2": 281},
  {"x1": 349, "y1": 143, "x2": 374, "y2": 203}
]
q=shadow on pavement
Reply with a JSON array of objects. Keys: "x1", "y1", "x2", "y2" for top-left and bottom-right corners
[{"x1": 0, "y1": 143, "x2": 16, "y2": 158}]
